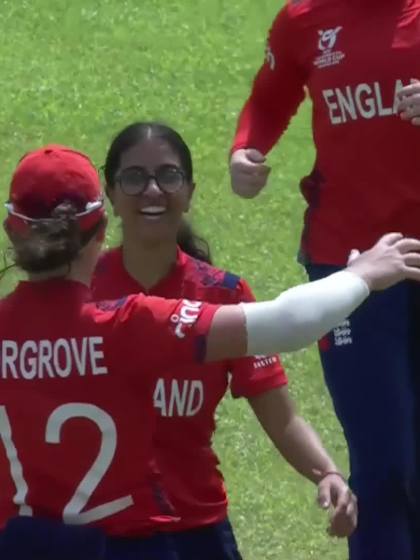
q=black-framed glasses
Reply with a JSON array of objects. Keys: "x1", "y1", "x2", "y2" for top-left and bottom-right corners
[{"x1": 116, "y1": 165, "x2": 186, "y2": 196}]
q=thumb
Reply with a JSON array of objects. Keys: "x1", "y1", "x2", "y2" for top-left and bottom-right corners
[
  {"x1": 317, "y1": 483, "x2": 331, "y2": 510},
  {"x1": 245, "y1": 148, "x2": 266, "y2": 164},
  {"x1": 347, "y1": 249, "x2": 360, "y2": 265}
]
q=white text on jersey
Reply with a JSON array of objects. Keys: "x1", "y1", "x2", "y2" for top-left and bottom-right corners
[
  {"x1": 322, "y1": 79, "x2": 409, "y2": 125},
  {"x1": 171, "y1": 300, "x2": 202, "y2": 339},
  {"x1": 253, "y1": 355, "x2": 277, "y2": 369},
  {"x1": 0, "y1": 338, "x2": 108, "y2": 380},
  {"x1": 154, "y1": 378, "x2": 204, "y2": 417}
]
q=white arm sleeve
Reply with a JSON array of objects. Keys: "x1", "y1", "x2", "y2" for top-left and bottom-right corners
[{"x1": 240, "y1": 270, "x2": 369, "y2": 355}]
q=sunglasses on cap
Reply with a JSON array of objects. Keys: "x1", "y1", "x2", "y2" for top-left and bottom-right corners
[
  {"x1": 4, "y1": 199, "x2": 104, "y2": 224},
  {"x1": 115, "y1": 165, "x2": 186, "y2": 196}
]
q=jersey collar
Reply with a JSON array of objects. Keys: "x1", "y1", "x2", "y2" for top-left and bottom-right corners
[{"x1": 115, "y1": 245, "x2": 188, "y2": 296}]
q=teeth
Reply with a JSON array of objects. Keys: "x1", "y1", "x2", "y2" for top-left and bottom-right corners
[{"x1": 140, "y1": 206, "x2": 166, "y2": 214}]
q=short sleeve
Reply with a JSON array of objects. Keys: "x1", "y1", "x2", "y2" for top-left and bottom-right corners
[
  {"x1": 228, "y1": 280, "x2": 288, "y2": 398},
  {"x1": 111, "y1": 294, "x2": 220, "y2": 371}
]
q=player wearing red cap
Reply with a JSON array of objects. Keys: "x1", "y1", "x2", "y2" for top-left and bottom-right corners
[
  {"x1": 0, "y1": 144, "x2": 418, "y2": 559},
  {"x1": 92, "y1": 121, "x2": 358, "y2": 560},
  {"x1": 230, "y1": 2, "x2": 420, "y2": 558}
]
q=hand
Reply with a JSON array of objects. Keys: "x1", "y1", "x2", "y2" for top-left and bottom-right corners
[
  {"x1": 230, "y1": 148, "x2": 271, "y2": 198},
  {"x1": 347, "y1": 249, "x2": 360, "y2": 265},
  {"x1": 397, "y1": 80, "x2": 420, "y2": 126},
  {"x1": 346, "y1": 233, "x2": 420, "y2": 291},
  {"x1": 317, "y1": 472, "x2": 358, "y2": 538}
]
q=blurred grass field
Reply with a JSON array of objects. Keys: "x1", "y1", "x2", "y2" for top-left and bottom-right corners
[{"x1": 0, "y1": 1, "x2": 348, "y2": 558}]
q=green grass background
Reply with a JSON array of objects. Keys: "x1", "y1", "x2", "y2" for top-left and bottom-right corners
[{"x1": 0, "y1": 1, "x2": 348, "y2": 558}]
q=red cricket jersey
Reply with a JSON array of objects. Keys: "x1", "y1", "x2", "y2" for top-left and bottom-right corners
[
  {"x1": 91, "y1": 248, "x2": 287, "y2": 530},
  {"x1": 232, "y1": 0, "x2": 420, "y2": 265},
  {"x1": 0, "y1": 278, "x2": 219, "y2": 536}
]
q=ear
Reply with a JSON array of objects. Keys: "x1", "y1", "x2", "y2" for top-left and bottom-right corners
[{"x1": 184, "y1": 182, "x2": 195, "y2": 213}]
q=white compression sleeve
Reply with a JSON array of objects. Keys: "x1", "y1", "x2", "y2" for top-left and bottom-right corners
[{"x1": 241, "y1": 270, "x2": 369, "y2": 355}]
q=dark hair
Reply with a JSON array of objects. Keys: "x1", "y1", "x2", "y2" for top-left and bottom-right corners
[
  {"x1": 104, "y1": 122, "x2": 212, "y2": 264},
  {"x1": 7, "y1": 202, "x2": 105, "y2": 274}
]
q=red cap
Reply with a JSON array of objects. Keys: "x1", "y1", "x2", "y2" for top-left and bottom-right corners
[{"x1": 6, "y1": 145, "x2": 104, "y2": 232}]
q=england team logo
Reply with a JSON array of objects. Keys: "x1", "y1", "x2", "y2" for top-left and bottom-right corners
[{"x1": 314, "y1": 26, "x2": 346, "y2": 69}]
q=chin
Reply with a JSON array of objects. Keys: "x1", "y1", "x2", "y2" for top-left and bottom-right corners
[{"x1": 134, "y1": 223, "x2": 175, "y2": 245}]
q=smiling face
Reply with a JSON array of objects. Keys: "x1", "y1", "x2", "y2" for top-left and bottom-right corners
[{"x1": 108, "y1": 136, "x2": 194, "y2": 245}]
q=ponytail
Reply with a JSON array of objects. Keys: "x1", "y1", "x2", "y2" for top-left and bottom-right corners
[{"x1": 177, "y1": 220, "x2": 212, "y2": 264}]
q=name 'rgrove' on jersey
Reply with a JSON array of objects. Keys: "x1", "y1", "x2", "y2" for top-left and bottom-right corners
[{"x1": 0, "y1": 337, "x2": 108, "y2": 380}]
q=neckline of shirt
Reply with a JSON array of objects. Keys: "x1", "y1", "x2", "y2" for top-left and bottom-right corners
[{"x1": 115, "y1": 245, "x2": 188, "y2": 296}]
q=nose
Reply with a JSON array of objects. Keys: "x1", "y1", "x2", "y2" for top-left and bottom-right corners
[{"x1": 143, "y1": 176, "x2": 163, "y2": 196}]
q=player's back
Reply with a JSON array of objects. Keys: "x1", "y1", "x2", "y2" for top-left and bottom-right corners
[{"x1": 0, "y1": 278, "x2": 174, "y2": 536}]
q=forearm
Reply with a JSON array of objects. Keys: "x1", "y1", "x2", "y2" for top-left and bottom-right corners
[
  {"x1": 232, "y1": 68, "x2": 305, "y2": 156},
  {"x1": 232, "y1": 8, "x2": 306, "y2": 155},
  {"x1": 206, "y1": 270, "x2": 369, "y2": 362},
  {"x1": 249, "y1": 388, "x2": 339, "y2": 484},
  {"x1": 241, "y1": 270, "x2": 369, "y2": 355},
  {"x1": 273, "y1": 415, "x2": 338, "y2": 484},
  {"x1": 232, "y1": 92, "x2": 289, "y2": 156}
]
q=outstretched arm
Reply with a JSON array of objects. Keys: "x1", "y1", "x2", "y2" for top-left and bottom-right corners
[{"x1": 205, "y1": 234, "x2": 420, "y2": 361}]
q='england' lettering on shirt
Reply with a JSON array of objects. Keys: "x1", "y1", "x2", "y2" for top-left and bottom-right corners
[
  {"x1": 0, "y1": 337, "x2": 108, "y2": 380},
  {"x1": 322, "y1": 79, "x2": 409, "y2": 125},
  {"x1": 154, "y1": 378, "x2": 204, "y2": 417}
]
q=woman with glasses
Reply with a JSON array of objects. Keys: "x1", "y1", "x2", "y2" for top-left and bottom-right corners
[{"x1": 92, "y1": 121, "x2": 362, "y2": 559}]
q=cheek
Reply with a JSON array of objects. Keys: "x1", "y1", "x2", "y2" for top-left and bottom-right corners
[
  {"x1": 169, "y1": 192, "x2": 190, "y2": 215},
  {"x1": 112, "y1": 194, "x2": 134, "y2": 220}
]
